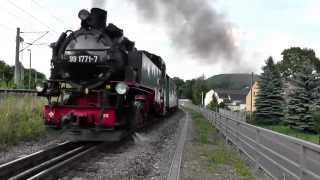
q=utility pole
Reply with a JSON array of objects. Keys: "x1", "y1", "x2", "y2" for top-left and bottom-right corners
[
  {"x1": 14, "y1": 27, "x2": 21, "y2": 87},
  {"x1": 35, "y1": 70, "x2": 37, "y2": 87},
  {"x1": 201, "y1": 91, "x2": 204, "y2": 107},
  {"x1": 28, "y1": 49, "x2": 32, "y2": 89},
  {"x1": 250, "y1": 72, "x2": 254, "y2": 122}
]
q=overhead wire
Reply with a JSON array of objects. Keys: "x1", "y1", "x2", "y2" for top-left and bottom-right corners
[
  {"x1": 0, "y1": 6, "x2": 29, "y2": 30},
  {"x1": 20, "y1": 31, "x2": 49, "y2": 52},
  {"x1": 6, "y1": 0, "x2": 59, "y2": 35},
  {"x1": 30, "y1": 0, "x2": 68, "y2": 27}
]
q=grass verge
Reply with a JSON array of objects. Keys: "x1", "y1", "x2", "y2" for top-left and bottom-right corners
[
  {"x1": 0, "y1": 95, "x2": 46, "y2": 149},
  {"x1": 259, "y1": 124, "x2": 320, "y2": 144},
  {"x1": 190, "y1": 109, "x2": 256, "y2": 180}
]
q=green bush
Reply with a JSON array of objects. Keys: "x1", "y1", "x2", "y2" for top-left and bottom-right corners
[{"x1": 0, "y1": 95, "x2": 46, "y2": 148}]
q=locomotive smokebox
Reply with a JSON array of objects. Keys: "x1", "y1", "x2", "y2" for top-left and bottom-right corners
[{"x1": 89, "y1": 8, "x2": 107, "y2": 29}]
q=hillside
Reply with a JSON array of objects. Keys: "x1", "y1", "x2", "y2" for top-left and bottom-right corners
[{"x1": 206, "y1": 73, "x2": 259, "y2": 90}]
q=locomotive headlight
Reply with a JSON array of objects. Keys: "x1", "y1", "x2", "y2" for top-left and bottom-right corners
[
  {"x1": 78, "y1": 9, "x2": 90, "y2": 20},
  {"x1": 115, "y1": 82, "x2": 128, "y2": 95}
]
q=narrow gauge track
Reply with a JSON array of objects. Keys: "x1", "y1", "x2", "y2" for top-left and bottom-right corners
[{"x1": 0, "y1": 141, "x2": 100, "y2": 180}]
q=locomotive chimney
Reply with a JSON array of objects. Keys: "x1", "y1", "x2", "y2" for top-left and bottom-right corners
[{"x1": 89, "y1": 8, "x2": 107, "y2": 29}]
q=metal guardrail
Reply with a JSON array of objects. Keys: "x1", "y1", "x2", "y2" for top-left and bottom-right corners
[
  {"x1": 186, "y1": 104, "x2": 320, "y2": 180},
  {"x1": 0, "y1": 89, "x2": 37, "y2": 94},
  {"x1": 219, "y1": 108, "x2": 247, "y2": 122}
]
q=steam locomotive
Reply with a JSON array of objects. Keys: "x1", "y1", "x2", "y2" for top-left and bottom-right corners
[{"x1": 37, "y1": 8, "x2": 178, "y2": 141}]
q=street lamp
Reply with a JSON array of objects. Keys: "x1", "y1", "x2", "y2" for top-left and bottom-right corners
[{"x1": 27, "y1": 49, "x2": 31, "y2": 89}]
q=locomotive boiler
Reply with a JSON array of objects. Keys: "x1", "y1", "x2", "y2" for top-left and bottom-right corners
[{"x1": 37, "y1": 8, "x2": 178, "y2": 141}]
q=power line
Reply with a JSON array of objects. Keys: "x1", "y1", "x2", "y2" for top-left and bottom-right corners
[
  {"x1": 0, "y1": 6, "x2": 29, "y2": 29},
  {"x1": 25, "y1": 42, "x2": 51, "y2": 46},
  {"x1": 6, "y1": 0, "x2": 58, "y2": 35},
  {"x1": 30, "y1": 0, "x2": 68, "y2": 27},
  {"x1": 21, "y1": 31, "x2": 49, "y2": 34},
  {"x1": 20, "y1": 31, "x2": 49, "y2": 52}
]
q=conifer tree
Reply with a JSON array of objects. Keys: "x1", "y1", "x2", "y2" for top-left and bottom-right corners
[
  {"x1": 287, "y1": 64, "x2": 320, "y2": 131},
  {"x1": 255, "y1": 57, "x2": 284, "y2": 124}
]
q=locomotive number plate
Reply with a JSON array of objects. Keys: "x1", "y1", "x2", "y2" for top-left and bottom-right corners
[{"x1": 68, "y1": 55, "x2": 99, "y2": 63}]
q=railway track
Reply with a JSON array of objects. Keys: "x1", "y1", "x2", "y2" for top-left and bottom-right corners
[
  {"x1": 0, "y1": 141, "x2": 100, "y2": 180},
  {"x1": 167, "y1": 111, "x2": 189, "y2": 180}
]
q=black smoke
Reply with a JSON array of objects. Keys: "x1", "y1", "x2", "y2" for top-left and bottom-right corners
[
  {"x1": 91, "y1": 0, "x2": 106, "y2": 9},
  {"x1": 128, "y1": 0, "x2": 240, "y2": 65},
  {"x1": 91, "y1": 0, "x2": 245, "y2": 71}
]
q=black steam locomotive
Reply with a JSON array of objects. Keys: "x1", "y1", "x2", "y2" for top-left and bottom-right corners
[{"x1": 37, "y1": 8, "x2": 178, "y2": 141}]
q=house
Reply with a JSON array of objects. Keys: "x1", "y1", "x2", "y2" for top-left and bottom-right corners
[
  {"x1": 205, "y1": 88, "x2": 248, "y2": 111},
  {"x1": 245, "y1": 81, "x2": 259, "y2": 112}
]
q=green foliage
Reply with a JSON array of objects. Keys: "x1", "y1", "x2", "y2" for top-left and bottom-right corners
[
  {"x1": 259, "y1": 124, "x2": 319, "y2": 144},
  {"x1": 218, "y1": 102, "x2": 227, "y2": 109},
  {"x1": 286, "y1": 64, "x2": 320, "y2": 131},
  {"x1": 312, "y1": 111, "x2": 320, "y2": 144},
  {"x1": 177, "y1": 73, "x2": 257, "y2": 105},
  {"x1": 255, "y1": 57, "x2": 284, "y2": 125},
  {"x1": 180, "y1": 80, "x2": 193, "y2": 99},
  {"x1": 278, "y1": 47, "x2": 320, "y2": 79},
  {"x1": 0, "y1": 96, "x2": 46, "y2": 148},
  {"x1": 190, "y1": 110, "x2": 255, "y2": 180},
  {"x1": 0, "y1": 60, "x2": 14, "y2": 87},
  {"x1": 172, "y1": 77, "x2": 185, "y2": 98},
  {"x1": 191, "y1": 75, "x2": 208, "y2": 105},
  {"x1": 192, "y1": 110, "x2": 214, "y2": 144},
  {"x1": 207, "y1": 95, "x2": 218, "y2": 111},
  {"x1": 22, "y1": 69, "x2": 46, "y2": 89},
  {"x1": 207, "y1": 96, "x2": 228, "y2": 111},
  {"x1": 0, "y1": 60, "x2": 46, "y2": 89},
  {"x1": 313, "y1": 111, "x2": 320, "y2": 133}
]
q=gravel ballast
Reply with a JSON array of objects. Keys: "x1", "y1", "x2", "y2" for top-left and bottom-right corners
[{"x1": 59, "y1": 109, "x2": 185, "y2": 180}]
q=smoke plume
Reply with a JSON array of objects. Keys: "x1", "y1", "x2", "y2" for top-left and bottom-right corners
[
  {"x1": 91, "y1": 0, "x2": 107, "y2": 9},
  {"x1": 129, "y1": 0, "x2": 240, "y2": 65}
]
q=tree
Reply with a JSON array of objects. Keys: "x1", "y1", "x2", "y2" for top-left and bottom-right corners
[
  {"x1": 191, "y1": 75, "x2": 208, "y2": 105},
  {"x1": 312, "y1": 111, "x2": 320, "y2": 144},
  {"x1": 172, "y1": 77, "x2": 185, "y2": 98},
  {"x1": 277, "y1": 47, "x2": 320, "y2": 79},
  {"x1": 0, "y1": 60, "x2": 46, "y2": 88},
  {"x1": 181, "y1": 80, "x2": 193, "y2": 99},
  {"x1": 286, "y1": 63, "x2": 320, "y2": 131},
  {"x1": 207, "y1": 94, "x2": 218, "y2": 110},
  {"x1": 0, "y1": 61, "x2": 14, "y2": 87},
  {"x1": 255, "y1": 57, "x2": 284, "y2": 124}
]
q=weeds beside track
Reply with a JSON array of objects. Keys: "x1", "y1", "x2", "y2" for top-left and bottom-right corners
[{"x1": 0, "y1": 95, "x2": 46, "y2": 149}]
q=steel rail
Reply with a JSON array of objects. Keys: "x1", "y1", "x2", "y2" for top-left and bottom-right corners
[
  {"x1": 0, "y1": 141, "x2": 99, "y2": 180},
  {"x1": 167, "y1": 111, "x2": 189, "y2": 180}
]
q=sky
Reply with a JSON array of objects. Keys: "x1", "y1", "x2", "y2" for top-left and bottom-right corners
[{"x1": 0, "y1": 0, "x2": 320, "y2": 80}]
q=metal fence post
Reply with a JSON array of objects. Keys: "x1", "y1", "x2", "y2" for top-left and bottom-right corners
[
  {"x1": 255, "y1": 128, "x2": 261, "y2": 171},
  {"x1": 225, "y1": 117, "x2": 229, "y2": 144},
  {"x1": 299, "y1": 145, "x2": 306, "y2": 180},
  {"x1": 235, "y1": 122, "x2": 241, "y2": 151}
]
